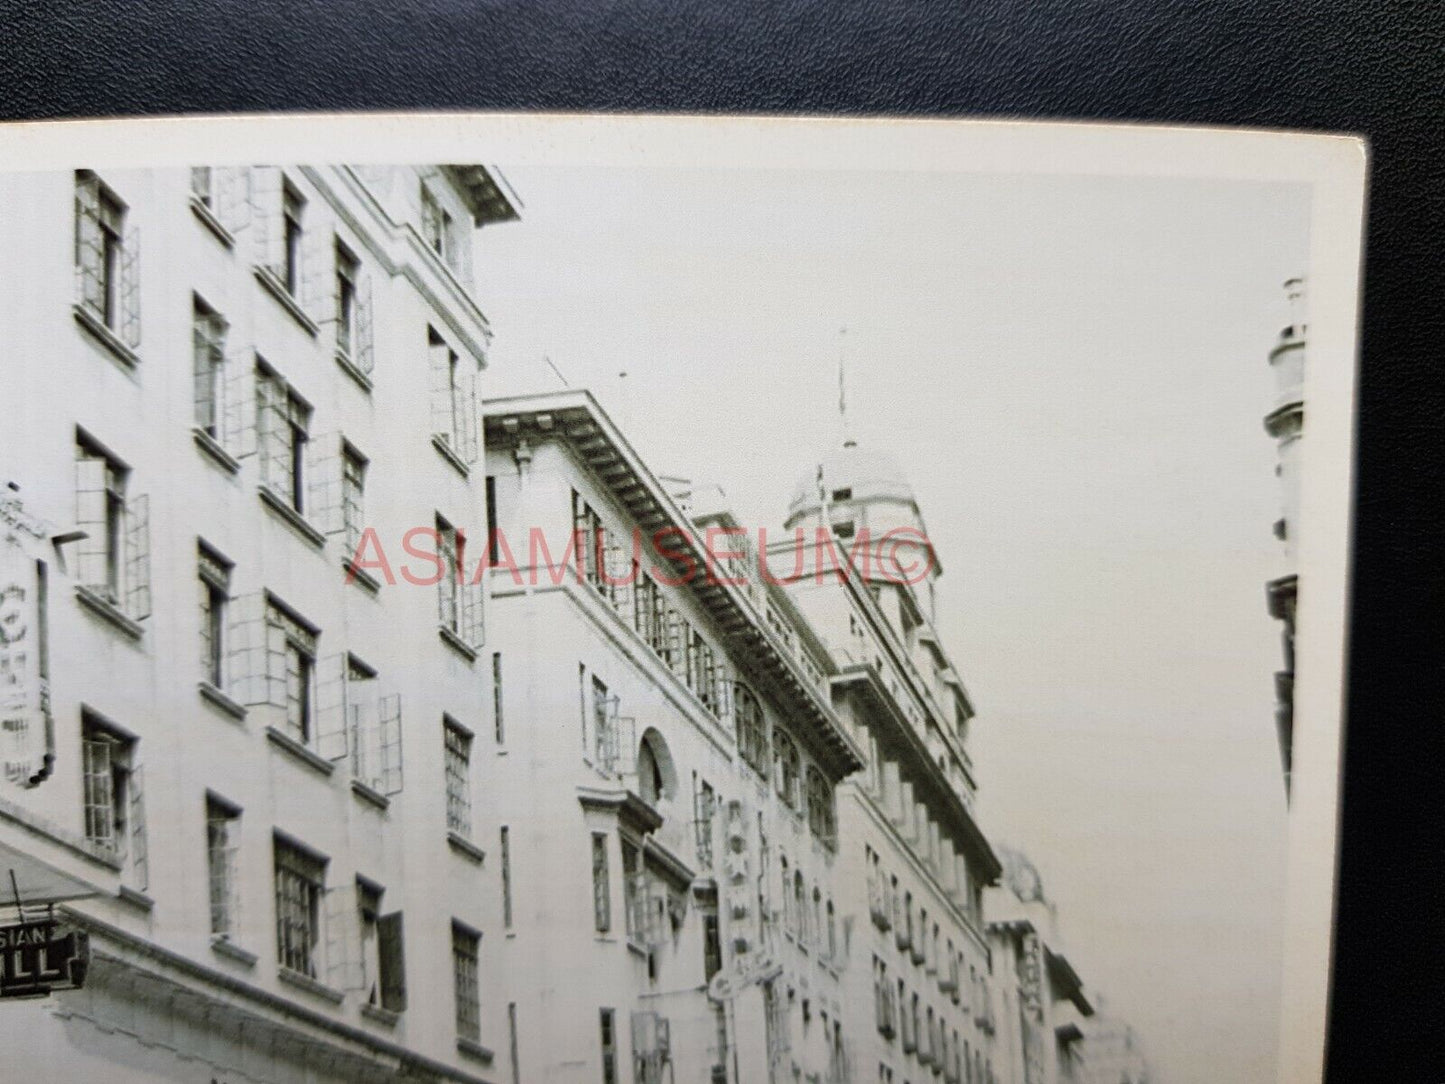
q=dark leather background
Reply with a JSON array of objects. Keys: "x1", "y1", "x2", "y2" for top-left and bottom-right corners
[{"x1": 2, "y1": 2, "x2": 1441, "y2": 1079}]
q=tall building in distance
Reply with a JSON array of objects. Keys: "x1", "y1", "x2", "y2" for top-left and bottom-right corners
[
  {"x1": 778, "y1": 440, "x2": 1007, "y2": 1084},
  {"x1": 1265, "y1": 276, "x2": 1307, "y2": 797},
  {"x1": 0, "y1": 162, "x2": 519, "y2": 1083}
]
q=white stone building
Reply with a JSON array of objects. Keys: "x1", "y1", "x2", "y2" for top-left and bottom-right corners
[
  {"x1": 774, "y1": 441, "x2": 1007, "y2": 1084},
  {"x1": 479, "y1": 389, "x2": 863, "y2": 1084},
  {"x1": 0, "y1": 162, "x2": 519, "y2": 1083},
  {"x1": 984, "y1": 850, "x2": 1094, "y2": 1084}
]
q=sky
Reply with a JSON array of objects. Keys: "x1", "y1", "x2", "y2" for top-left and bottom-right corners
[{"x1": 471, "y1": 161, "x2": 1310, "y2": 1084}]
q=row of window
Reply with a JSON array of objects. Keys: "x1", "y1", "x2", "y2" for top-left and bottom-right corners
[
  {"x1": 873, "y1": 955, "x2": 995, "y2": 1084},
  {"x1": 777, "y1": 852, "x2": 840, "y2": 964},
  {"x1": 76, "y1": 166, "x2": 465, "y2": 360},
  {"x1": 866, "y1": 845, "x2": 986, "y2": 1015},
  {"x1": 570, "y1": 497, "x2": 840, "y2": 846}
]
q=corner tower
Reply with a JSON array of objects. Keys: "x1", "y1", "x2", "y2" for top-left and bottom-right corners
[{"x1": 1266, "y1": 276, "x2": 1306, "y2": 798}]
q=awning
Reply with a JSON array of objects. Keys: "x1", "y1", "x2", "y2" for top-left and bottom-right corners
[{"x1": 0, "y1": 840, "x2": 101, "y2": 906}]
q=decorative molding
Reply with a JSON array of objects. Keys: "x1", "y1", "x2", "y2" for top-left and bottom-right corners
[
  {"x1": 73, "y1": 304, "x2": 140, "y2": 370},
  {"x1": 265, "y1": 726, "x2": 337, "y2": 778},
  {"x1": 199, "y1": 681, "x2": 248, "y2": 722},
  {"x1": 259, "y1": 486, "x2": 328, "y2": 550},
  {"x1": 190, "y1": 196, "x2": 236, "y2": 248},
  {"x1": 447, "y1": 831, "x2": 486, "y2": 865},
  {"x1": 253, "y1": 266, "x2": 320, "y2": 337},
  {"x1": 193, "y1": 427, "x2": 242, "y2": 475},
  {"x1": 75, "y1": 585, "x2": 145, "y2": 641}
]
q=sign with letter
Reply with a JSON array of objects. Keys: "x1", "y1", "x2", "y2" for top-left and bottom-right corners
[
  {"x1": 0, "y1": 920, "x2": 89, "y2": 998},
  {"x1": 0, "y1": 507, "x2": 53, "y2": 788}
]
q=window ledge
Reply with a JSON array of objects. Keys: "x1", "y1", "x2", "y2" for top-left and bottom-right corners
[
  {"x1": 254, "y1": 266, "x2": 319, "y2": 337},
  {"x1": 431, "y1": 434, "x2": 471, "y2": 479},
  {"x1": 278, "y1": 967, "x2": 345, "y2": 1004},
  {"x1": 75, "y1": 585, "x2": 144, "y2": 641},
  {"x1": 73, "y1": 303, "x2": 140, "y2": 369},
  {"x1": 360, "y1": 1003, "x2": 400, "y2": 1028},
  {"x1": 210, "y1": 937, "x2": 257, "y2": 967},
  {"x1": 438, "y1": 626, "x2": 477, "y2": 663},
  {"x1": 447, "y1": 831, "x2": 485, "y2": 865},
  {"x1": 116, "y1": 885, "x2": 154, "y2": 912},
  {"x1": 351, "y1": 778, "x2": 391, "y2": 811},
  {"x1": 199, "y1": 681, "x2": 248, "y2": 722},
  {"x1": 193, "y1": 427, "x2": 241, "y2": 475},
  {"x1": 344, "y1": 558, "x2": 381, "y2": 595},
  {"x1": 456, "y1": 1037, "x2": 494, "y2": 1065},
  {"x1": 335, "y1": 351, "x2": 374, "y2": 393},
  {"x1": 190, "y1": 196, "x2": 236, "y2": 248},
  {"x1": 259, "y1": 485, "x2": 328, "y2": 550},
  {"x1": 265, "y1": 726, "x2": 336, "y2": 777}
]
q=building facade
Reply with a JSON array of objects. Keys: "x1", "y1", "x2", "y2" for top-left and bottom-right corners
[
  {"x1": 0, "y1": 162, "x2": 519, "y2": 1083},
  {"x1": 776, "y1": 441, "x2": 1007, "y2": 1084},
  {"x1": 984, "y1": 850, "x2": 1094, "y2": 1084},
  {"x1": 480, "y1": 390, "x2": 863, "y2": 1084},
  {"x1": 1264, "y1": 277, "x2": 1307, "y2": 797}
]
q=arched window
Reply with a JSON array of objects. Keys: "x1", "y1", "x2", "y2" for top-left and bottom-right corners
[
  {"x1": 806, "y1": 766, "x2": 836, "y2": 845},
  {"x1": 638, "y1": 742, "x2": 661, "y2": 805},
  {"x1": 774, "y1": 731, "x2": 800, "y2": 809},
  {"x1": 636, "y1": 729, "x2": 674, "y2": 807},
  {"x1": 733, "y1": 684, "x2": 768, "y2": 776}
]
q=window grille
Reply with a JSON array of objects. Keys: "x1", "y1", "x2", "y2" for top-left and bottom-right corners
[
  {"x1": 444, "y1": 718, "x2": 473, "y2": 836},
  {"x1": 256, "y1": 363, "x2": 312, "y2": 513},
  {"x1": 273, "y1": 836, "x2": 325, "y2": 979},
  {"x1": 192, "y1": 298, "x2": 228, "y2": 437},
  {"x1": 334, "y1": 242, "x2": 374, "y2": 375},
  {"x1": 74, "y1": 171, "x2": 140, "y2": 347},
  {"x1": 206, "y1": 797, "x2": 240, "y2": 939},
  {"x1": 74, "y1": 440, "x2": 149, "y2": 620},
  {"x1": 198, "y1": 545, "x2": 232, "y2": 690},
  {"x1": 429, "y1": 330, "x2": 479, "y2": 464},
  {"x1": 452, "y1": 923, "x2": 481, "y2": 1041},
  {"x1": 340, "y1": 443, "x2": 367, "y2": 555}
]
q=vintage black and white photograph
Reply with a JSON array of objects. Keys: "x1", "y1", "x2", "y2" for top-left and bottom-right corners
[{"x1": 0, "y1": 115, "x2": 1363, "y2": 1084}]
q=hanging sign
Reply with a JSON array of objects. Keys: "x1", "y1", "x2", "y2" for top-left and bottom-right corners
[{"x1": 0, "y1": 920, "x2": 89, "y2": 998}]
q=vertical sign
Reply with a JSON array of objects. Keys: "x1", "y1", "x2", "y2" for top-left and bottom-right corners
[
  {"x1": 1020, "y1": 931, "x2": 1046, "y2": 1084},
  {"x1": 1, "y1": 497, "x2": 54, "y2": 788}
]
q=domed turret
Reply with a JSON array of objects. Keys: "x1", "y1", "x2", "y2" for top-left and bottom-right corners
[{"x1": 785, "y1": 439, "x2": 941, "y2": 600}]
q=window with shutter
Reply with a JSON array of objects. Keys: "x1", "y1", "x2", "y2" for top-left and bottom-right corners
[
  {"x1": 74, "y1": 435, "x2": 147, "y2": 620},
  {"x1": 73, "y1": 171, "x2": 140, "y2": 348}
]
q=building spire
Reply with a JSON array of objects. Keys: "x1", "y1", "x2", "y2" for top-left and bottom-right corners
[{"x1": 838, "y1": 326, "x2": 855, "y2": 449}]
